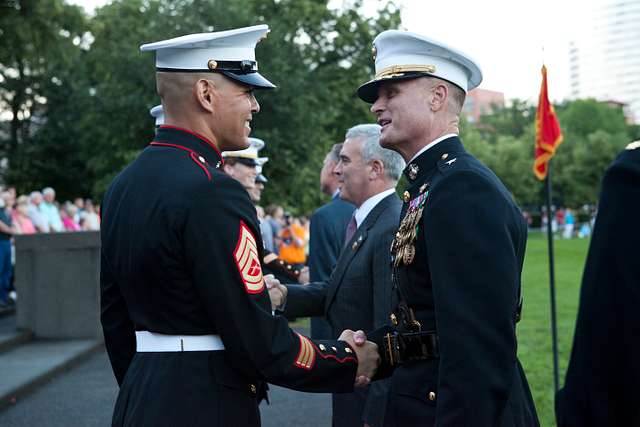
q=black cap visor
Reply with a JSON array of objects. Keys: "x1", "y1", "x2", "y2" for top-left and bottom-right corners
[{"x1": 221, "y1": 70, "x2": 276, "y2": 89}]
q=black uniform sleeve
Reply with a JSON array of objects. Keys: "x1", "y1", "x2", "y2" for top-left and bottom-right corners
[
  {"x1": 100, "y1": 250, "x2": 135, "y2": 386},
  {"x1": 423, "y1": 170, "x2": 521, "y2": 425},
  {"x1": 183, "y1": 176, "x2": 358, "y2": 392},
  {"x1": 283, "y1": 282, "x2": 328, "y2": 318}
]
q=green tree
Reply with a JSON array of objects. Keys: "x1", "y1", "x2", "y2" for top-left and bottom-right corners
[{"x1": 0, "y1": 0, "x2": 88, "y2": 198}]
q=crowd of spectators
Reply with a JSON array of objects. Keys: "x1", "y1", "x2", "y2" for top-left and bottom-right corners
[{"x1": 0, "y1": 186, "x2": 101, "y2": 307}]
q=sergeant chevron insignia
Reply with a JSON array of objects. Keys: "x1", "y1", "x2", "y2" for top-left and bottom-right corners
[{"x1": 234, "y1": 221, "x2": 264, "y2": 294}]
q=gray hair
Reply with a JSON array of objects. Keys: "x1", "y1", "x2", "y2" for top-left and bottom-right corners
[
  {"x1": 326, "y1": 143, "x2": 343, "y2": 164},
  {"x1": 345, "y1": 124, "x2": 405, "y2": 181},
  {"x1": 42, "y1": 187, "x2": 55, "y2": 196}
]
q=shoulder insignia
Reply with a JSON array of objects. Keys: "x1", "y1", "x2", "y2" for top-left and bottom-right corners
[
  {"x1": 626, "y1": 140, "x2": 640, "y2": 150},
  {"x1": 294, "y1": 333, "x2": 316, "y2": 370},
  {"x1": 234, "y1": 221, "x2": 264, "y2": 294}
]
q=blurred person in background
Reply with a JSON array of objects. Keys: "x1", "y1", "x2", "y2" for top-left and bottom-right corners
[
  {"x1": 81, "y1": 200, "x2": 100, "y2": 230},
  {"x1": 563, "y1": 208, "x2": 575, "y2": 239},
  {"x1": 28, "y1": 191, "x2": 50, "y2": 233},
  {"x1": 73, "y1": 197, "x2": 85, "y2": 223},
  {"x1": 278, "y1": 212, "x2": 307, "y2": 268},
  {"x1": 265, "y1": 204, "x2": 284, "y2": 252},
  {"x1": 0, "y1": 196, "x2": 15, "y2": 307},
  {"x1": 11, "y1": 195, "x2": 36, "y2": 235},
  {"x1": 41, "y1": 187, "x2": 63, "y2": 232},
  {"x1": 61, "y1": 203, "x2": 81, "y2": 231}
]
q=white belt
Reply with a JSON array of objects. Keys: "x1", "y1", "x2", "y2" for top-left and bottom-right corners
[{"x1": 135, "y1": 331, "x2": 225, "y2": 352}]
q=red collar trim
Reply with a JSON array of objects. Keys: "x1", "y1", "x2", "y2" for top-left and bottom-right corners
[{"x1": 159, "y1": 125, "x2": 223, "y2": 161}]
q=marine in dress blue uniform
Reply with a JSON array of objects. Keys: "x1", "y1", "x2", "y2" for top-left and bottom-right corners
[
  {"x1": 100, "y1": 25, "x2": 378, "y2": 427},
  {"x1": 555, "y1": 141, "x2": 640, "y2": 427},
  {"x1": 357, "y1": 30, "x2": 539, "y2": 426}
]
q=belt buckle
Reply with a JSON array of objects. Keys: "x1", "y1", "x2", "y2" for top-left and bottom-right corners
[{"x1": 384, "y1": 332, "x2": 400, "y2": 367}]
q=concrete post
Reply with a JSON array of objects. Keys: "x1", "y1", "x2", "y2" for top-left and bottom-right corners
[{"x1": 14, "y1": 232, "x2": 102, "y2": 339}]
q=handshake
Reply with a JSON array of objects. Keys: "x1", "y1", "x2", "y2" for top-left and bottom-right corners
[{"x1": 265, "y1": 275, "x2": 380, "y2": 387}]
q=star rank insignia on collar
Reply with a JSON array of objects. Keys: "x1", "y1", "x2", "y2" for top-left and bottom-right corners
[{"x1": 408, "y1": 163, "x2": 419, "y2": 180}]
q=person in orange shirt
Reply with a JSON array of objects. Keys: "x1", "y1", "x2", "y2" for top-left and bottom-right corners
[{"x1": 278, "y1": 213, "x2": 306, "y2": 267}]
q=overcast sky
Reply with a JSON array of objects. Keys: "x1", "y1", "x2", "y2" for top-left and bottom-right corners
[{"x1": 69, "y1": 0, "x2": 597, "y2": 102}]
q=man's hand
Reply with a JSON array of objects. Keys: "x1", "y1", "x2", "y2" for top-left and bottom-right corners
[
  {"x1": 265, "y1": 274, "x2": 287, "y2": 310},
  {"x1": 297, "y1": 266, "x2": 309, "y2": 284},
  {"x1": 338, "y1": 329, "x2": 380, "y2": 387}
]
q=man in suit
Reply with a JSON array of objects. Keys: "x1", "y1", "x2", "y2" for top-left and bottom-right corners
[
  {"x1": 100, "y1": 25, "x2": 380, "y2": 427},
  {"x1": 269, "y1": 123, "x2": 404, "y2": 427},
  {"x1": 355, "y1": 30, "x2": 539, "y2": 425},
  {"x1": 555, "y1": 141, "x2": 640, "y2": 427},
  {"x1": 308, "y1": 143, "x2": 355, "y2": 339}
]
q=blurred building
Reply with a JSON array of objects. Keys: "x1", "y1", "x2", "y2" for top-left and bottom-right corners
[
  {"x1": 569, "y1": 0, "x2": 640, "y2": 123},
  {"x1": 462, "y1": 88, "x2": 505, "y2": 123}
]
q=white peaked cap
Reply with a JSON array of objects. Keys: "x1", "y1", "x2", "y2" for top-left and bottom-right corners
[
  {"x1": 358, "y1": 30, "x2": 483, "y2": 103},
  {"x1": 222, "y1": 137, "x2": 268, "y2": 166},
  {"x1": 149, "y1": 104, "x2": 164, "y2": 126},
  {"x1": 140, "y1": 25, "x2": 275, "y2": 89}
]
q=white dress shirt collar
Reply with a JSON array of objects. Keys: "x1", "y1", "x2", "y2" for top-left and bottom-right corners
[
  {"x1": 354, "y1": 188, "x2": 396, "y2": 228},
  {"x1": 408, "y1": 133, "x2": 458, "y2": 164}
]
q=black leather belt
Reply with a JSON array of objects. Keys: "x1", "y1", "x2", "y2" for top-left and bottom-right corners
[
  {"x1": 368, "y1": 325, "x2": 439, "y2": 379},
  {"x1": 384, "y1": 329, "x2": 439, "y2": 366}
]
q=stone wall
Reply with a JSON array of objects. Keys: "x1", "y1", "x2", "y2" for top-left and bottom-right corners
[{"x1": 14, "y1": 232, "x2": 102, "y2": 339}]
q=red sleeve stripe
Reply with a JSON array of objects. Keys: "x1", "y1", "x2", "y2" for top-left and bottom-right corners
[{"x1": 309, "y1": 340, "x2": 358, "y2": 364}]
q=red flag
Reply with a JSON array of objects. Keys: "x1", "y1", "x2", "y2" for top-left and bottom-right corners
[{"x1": 533, "y1": 65, "x2": 563, "y2": 180}]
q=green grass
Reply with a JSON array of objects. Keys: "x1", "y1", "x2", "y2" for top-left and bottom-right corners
[
  {"x1": 518, "y1": 232, "x2": 589, "y2": 426},
  {"x1": 288, "y1": 233, "x2": 589, "y2": 426}
]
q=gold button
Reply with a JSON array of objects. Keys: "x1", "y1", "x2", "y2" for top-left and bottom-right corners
[
  {"x1": 198, "y1": 156, "x2": 205, "y2": 163},
  {"x1": 250, "y1": 384, "x2": 257, "y2": 394},
  {"x1": 331, "y1": 346, "x2": 337, "y2": 352},
  {"x1": 428, "y1": 391, "x2": 436, "y2": 401},
  {"x1": 403, "y1": 191, "x2": 410, "y2": 202},
  {"x1": 390, "y1": 313, "x2": 398, "y2": 326},
  {"x1": 319, "y1": 344, "x2": 326, "y2": 351},
  {"x1": 441, "y1": 153, "x2": 448, "y2": 160},
  {"x1": 345, "y1": 347, "x2": 352, "y2": 353},
  {"x1": 207, "y1": 59, "x2": 218, "y2": 70}
]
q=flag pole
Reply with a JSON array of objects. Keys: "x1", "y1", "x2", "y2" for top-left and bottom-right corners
[{"x1": 545, "y1": 160, "x2": 560, "y2": 392}]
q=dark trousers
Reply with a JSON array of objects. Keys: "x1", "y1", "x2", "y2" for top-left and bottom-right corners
[{"x1": 0, "y1": 240, "x2": 11, "y2": 303}]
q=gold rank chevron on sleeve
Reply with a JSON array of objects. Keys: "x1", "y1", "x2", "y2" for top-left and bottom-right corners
[
  {"x1": 234, "y1": 221, "x2": 265, "y2": 294},
  {"x1": 294, "y1": 333, "x2": 316, "y2": 370}
]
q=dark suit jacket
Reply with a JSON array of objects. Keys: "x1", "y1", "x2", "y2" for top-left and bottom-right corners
[
  {"x1": 555, "y1": 144, "x2": 640, "y2": 426},
  {"x1": 285, "y1": 192, "x2": 401, "y2": 427},
  {"x1": 307, "y1": 193, "x2": 355, "y2": 339}
]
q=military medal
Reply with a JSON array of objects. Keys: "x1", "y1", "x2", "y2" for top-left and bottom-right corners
[
  {"x1": 391, "y1": 189, "x2": 430, "y2": 267},
  {"x1": 403, "y1": 244, "x2": 415, "y2": 264}
]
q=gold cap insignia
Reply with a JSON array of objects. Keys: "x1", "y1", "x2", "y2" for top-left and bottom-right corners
[{"x1": 207, "y1": 59, "x2": 218, "y2": 70}]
